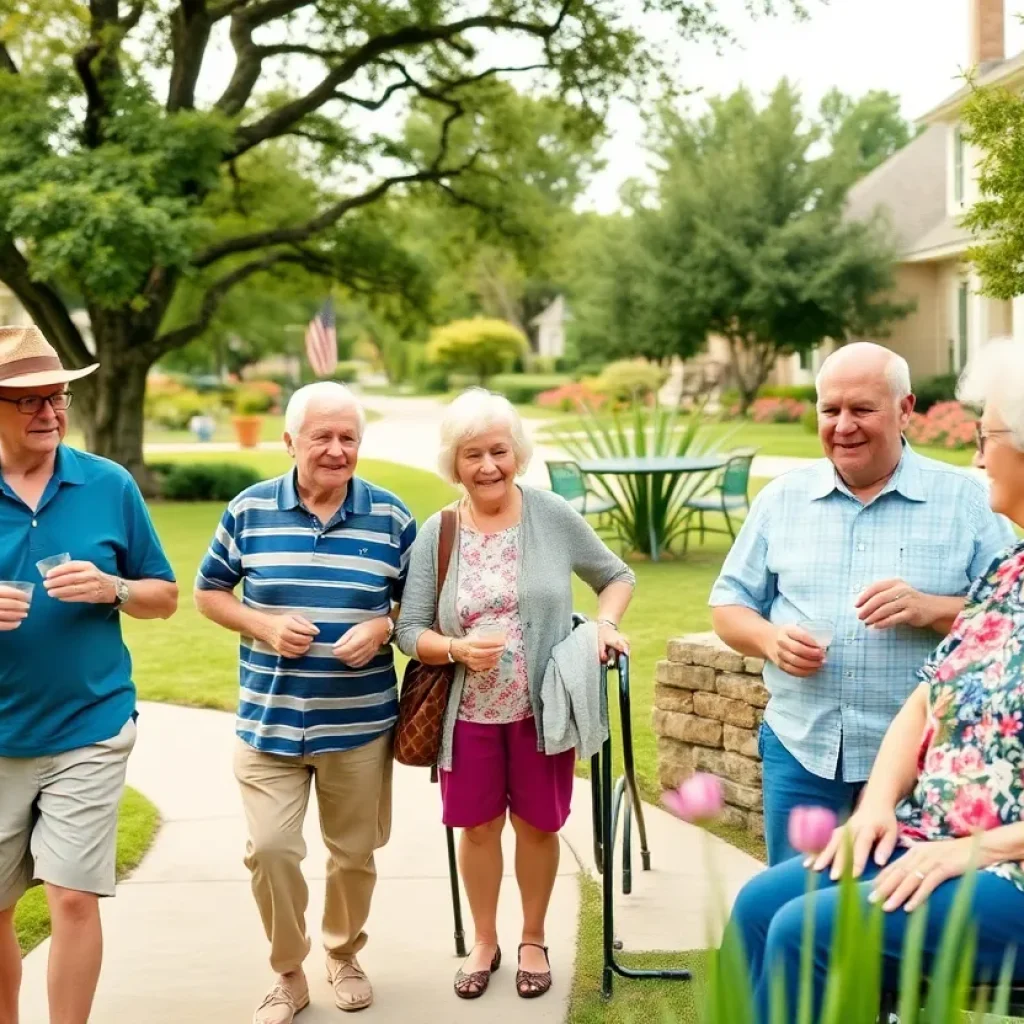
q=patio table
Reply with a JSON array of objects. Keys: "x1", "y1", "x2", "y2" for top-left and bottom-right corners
[{"x1": 575, "y1": 455, "x2": 727, "y2": 561}]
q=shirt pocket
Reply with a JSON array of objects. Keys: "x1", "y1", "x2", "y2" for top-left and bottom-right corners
[{"x1": 898, "y1": 540, "x2": 970, "y2": 597}]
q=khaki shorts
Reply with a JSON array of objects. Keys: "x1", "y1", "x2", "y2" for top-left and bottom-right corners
[{"x1": 0, "y1": 717, "x2": 137, "y2": 910}]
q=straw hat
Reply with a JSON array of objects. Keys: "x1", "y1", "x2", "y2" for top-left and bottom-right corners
[{"x1": 0, "y1": 325, "x2": 98, "y2": 388}]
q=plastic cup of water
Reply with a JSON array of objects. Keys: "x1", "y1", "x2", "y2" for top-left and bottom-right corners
[
  {"x1": 0, "y1": 581, "x2": 35, "y2": 602},
  {"x1": 799, "y1": 618, "x2": 835, "y2": 650},
  {"x1": 36, "y1": 553, "x2": 71, "y2": 578},
  {"x1": 0, "y1": 582, "x2": 34, "y2": 626}
]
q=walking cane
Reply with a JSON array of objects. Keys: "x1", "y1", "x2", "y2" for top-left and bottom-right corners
[{"x1": 432, "y1": 764, "x2": 467, "y2": 957}]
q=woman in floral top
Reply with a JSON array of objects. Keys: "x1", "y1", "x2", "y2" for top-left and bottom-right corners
[
  {"x1": 396, "y1": 389, "x2": 635, "y2": 1002},
  {"x1": 728, "y1": 338, "x2": 1024, "y2": 1022}
]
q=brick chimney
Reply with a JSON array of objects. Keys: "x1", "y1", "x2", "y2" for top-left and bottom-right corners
[{"x1": 969, "y1": 0, "x2": 1005, "y2": 68}]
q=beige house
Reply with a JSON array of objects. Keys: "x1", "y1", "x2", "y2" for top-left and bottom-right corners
[{"x1": 847, "y1": 0, "x2": 1024, "y2": 380}]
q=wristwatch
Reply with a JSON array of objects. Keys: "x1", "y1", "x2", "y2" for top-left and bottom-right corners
[{"x1": 112, "y1": 578, "x2": 130, "y2": 608}]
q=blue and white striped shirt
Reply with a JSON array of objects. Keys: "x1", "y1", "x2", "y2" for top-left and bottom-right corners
[
  {"x1": 196, "y1": 472, "x2": 417, "y2": 757},
  {"x1": 710, "y1": 446, "x2": 1015, "y2": 781}
]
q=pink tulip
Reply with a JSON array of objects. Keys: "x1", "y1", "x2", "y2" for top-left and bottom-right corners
[
  {"x1": 661, "y1": 773, "x2": 725, "y2": 823},
  {"x1": 787, "y1": 806, "x2": 838, "y2": 855}
]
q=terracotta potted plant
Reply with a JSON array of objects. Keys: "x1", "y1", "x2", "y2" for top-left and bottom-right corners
[{"x1": 232, "y1": 389, "x2": 265, "y2": 448}]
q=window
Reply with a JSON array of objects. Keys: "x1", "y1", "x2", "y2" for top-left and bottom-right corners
[
  {"x1": 953, "y1": 126, "x2": 965, "y2": 206},
  {"x1": 957, "y1": 281, "x2": 969, "y2": 370},
  {"x1": 799, "y1": 348, "x2": 813, "y2": 372}
]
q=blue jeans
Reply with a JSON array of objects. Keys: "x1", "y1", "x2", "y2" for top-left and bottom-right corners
[
  {"x1": 759, "y1": 723, "x2": 863, "y2": 866},
  {"x1": 728, "y1": 849, "x2": 1024, "y2": 1024}
]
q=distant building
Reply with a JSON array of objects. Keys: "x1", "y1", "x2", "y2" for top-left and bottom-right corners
[
  {"x1": 844, "y1": 0, "x2": 1024, "y2": 379},
  {"x1": 530, "y1": 295, "x2": 571, "y2": 360}
]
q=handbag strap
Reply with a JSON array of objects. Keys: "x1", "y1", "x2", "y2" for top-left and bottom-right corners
[{"x1": 435, "y1": 506, "x2": 458, "y2": 604}]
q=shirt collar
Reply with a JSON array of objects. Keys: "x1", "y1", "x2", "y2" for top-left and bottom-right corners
[
  {"x1": 278, "y1": 470, "x2": 372, "y2": 518},
  {"x1": 0, "y1": 444, "x2": 83, "y2": 502},
  {"x1": 809, "y1": 440, "x2": 925, "y2": 504}
]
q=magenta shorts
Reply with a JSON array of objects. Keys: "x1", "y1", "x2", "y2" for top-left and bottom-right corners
[{"x1": 440, "y1": 716, "x2": 576, "y2": 833}]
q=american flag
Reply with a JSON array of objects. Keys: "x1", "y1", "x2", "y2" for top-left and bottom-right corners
[{"x1": 305, "y1": 298, "x2": 338, "y2": 378}]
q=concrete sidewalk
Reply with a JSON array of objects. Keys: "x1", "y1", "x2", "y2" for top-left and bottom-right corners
[
  {"x1": 18, "y1": 703, "x2": 578, "y2": 1024},
  {"x1": 17, "y1": 703, "x2": 763, "y2": 1023}
]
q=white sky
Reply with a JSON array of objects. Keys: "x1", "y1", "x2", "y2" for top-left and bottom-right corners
[{"x1": 584, "y1": 0, "x2": 1024, "y2": 211}]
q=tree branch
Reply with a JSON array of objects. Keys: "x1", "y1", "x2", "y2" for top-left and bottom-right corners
[
  {"x1": 167, "y1": 0, "x2": 214, "y2": 112},
  {"x1": 228, "y1": 12, "x2": 567, "y2": 158},
  {"x1": 0, "y1": 240, "x2": 93, "y2": 368},
  {"x1": 154, "y1": 252, "x2": 293, "y2": 352},
  {"x1": 0, "y1": 43, "x2": 19, "y2": 75},
  {"x1": 194, "y1": 156, "x2": 477, "y2": 268},
  {"x1": 120, "y1": 0, "x2": 146, "y2": 30}
]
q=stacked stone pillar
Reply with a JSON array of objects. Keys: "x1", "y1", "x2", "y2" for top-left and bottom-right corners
[{"x1": 652, "y1": 632, "x2": 769, "y2": 836}]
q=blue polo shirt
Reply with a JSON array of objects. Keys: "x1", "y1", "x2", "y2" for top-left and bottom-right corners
[
  {"x1": 196, "y1": 472, "x2": 417, "y2": 757},
  {"x1": 0, "y1": 446, "x2": 175, "y2": 758}
]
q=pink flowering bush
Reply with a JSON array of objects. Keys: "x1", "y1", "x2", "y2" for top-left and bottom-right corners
[
  {"x1": 535, "y1": 382, "x2": 606, "y2": 413},
  {"x1": 905, "y1": 400, "x2": 977, "y2": 450},
  {"x1": 749, "y1": 396, "x2": 809, "y2": 424}
]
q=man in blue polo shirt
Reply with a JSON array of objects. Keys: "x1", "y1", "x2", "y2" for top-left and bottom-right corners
[
  {"x1": 196, "y1": 381, "x2": 416, "y2": 1022},
  {"x1": 0, "y1": 325, "x2": 178, "y2": 1024}
]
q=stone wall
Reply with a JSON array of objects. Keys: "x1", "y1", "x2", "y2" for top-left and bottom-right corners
[{"x1": 652, "y1": 631, "x2": 768, "y2": 836}]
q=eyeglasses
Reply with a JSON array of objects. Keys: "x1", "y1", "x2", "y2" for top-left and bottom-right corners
[
  {"x1": 975, "y1": 423, "x2": 1012, "y2": 454},
  {"x1": 0, "y1": 392, "x2": 73, "y2": 415}
]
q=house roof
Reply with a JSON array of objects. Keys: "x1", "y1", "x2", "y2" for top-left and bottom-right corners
[
  {"x1": 844, "y1": 124, "x2": 949, "y2": 257},
  {"x1": 918, "y1": 50, "x2": 1024, "y2": 124},
  {"x1": 902, "y1": 214, "x2": 976, "y2": 262}
]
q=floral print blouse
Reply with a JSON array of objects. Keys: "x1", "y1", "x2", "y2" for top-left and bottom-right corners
[
  {"x1": 896, "y1": 540, "x2": 1024, "y2": 890},
  {"x1": 455, "y1": 525, "x2": 532, "y2": 724}
]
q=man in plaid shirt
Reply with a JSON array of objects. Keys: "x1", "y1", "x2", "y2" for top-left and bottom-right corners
[{"x1": 711, "y1": 343, "x2": 1013, "y2": 864}]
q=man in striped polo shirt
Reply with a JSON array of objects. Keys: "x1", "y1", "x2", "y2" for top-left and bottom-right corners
[{"x1": 195, "y1": 382, "x2": 416, "y2": 1023}]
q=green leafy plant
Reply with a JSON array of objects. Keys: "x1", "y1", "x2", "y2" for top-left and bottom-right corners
[
  {"x1": 545, "y1": 399, "x2": 731, "y2": 557},
  {"x1": 234, "y1": 387, "x2": 273, "y2": 416},
  {"x1": 591, "y1": 358, "x2": 668, "y2": 405},
  {"x1": 425, "y1": 317, "x2": 529, "y2": 383},
  {"x1": 156, "y1": 462, "x2": 262, "y2": 502}
]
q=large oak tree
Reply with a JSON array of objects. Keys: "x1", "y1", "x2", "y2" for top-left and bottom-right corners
[{"x1": 0, "y1": 0, "x2": 800, "y2": 481}]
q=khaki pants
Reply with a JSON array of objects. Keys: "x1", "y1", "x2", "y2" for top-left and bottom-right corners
[{"x1": 234, "y1": 732, "x2": 393, "y2": 974}]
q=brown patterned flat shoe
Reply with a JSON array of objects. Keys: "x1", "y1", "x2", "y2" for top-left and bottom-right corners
[
  {"x1": 454, "y1": 944, "x2": 501, "y2": 1000},
  {"x1": 516, "y1": 943, "x2": 552, "y2": 999}
]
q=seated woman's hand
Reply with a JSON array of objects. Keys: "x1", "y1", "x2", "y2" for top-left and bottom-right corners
[
  {"x1": 451, "y1": 635, "x2": 506, "y2": 673},
  {"x1": 811, "y1": 802, "x2": 900, "y2": 881},
  {"x1": 869, "y1": 837, "x2": 978, "y2": 913}
]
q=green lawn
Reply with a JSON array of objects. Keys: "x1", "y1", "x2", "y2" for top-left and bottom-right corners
[
  {"x1": 14, "y1": 787, "x2": 160, "y2": 954},
  {"x1": 569, "y1": 877, "x2": 706, "y2": 1024}
]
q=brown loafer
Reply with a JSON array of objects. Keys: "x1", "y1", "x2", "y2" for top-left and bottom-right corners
[
  {"x1": 454, "y1": 944, "x2": 502, "y2": 1000},
  {"x1": 516, "y1": 943, "x2": 552, "y2": 999},
  {"x1": 326, "y1": 955, "x2": 373, "y2": 1013}
]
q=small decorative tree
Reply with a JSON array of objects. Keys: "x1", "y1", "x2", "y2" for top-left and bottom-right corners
[{"x1": 426, "y1": 317, "x2": 529, "y2": 385}]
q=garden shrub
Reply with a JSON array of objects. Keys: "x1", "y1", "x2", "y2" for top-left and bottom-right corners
[
  {"x1": 749, "y1": 396, "x2": 808, "y2": 424},
  {"x1": 145, "y1": 388, "x2": 210, "y2": 430},
  {"x1": 488, "y1": 373, "x2": 572, "y2": 404},
  {"x1": 535, "y1": 382, "x2": 607, "y2": 412},
  {"x1": 592, "y1": 359, "x2": 667, "y2": 404},
  {"x1": 234, "y1": 386, "x2": 274, "y2": 415},
  {"x1": 905, "y1": 400, "x2": 977, "y2": 450},
  {"x1": 157, "y1": 462, "x2": 262, "y2": 502},
  {"x1": 759, "y1": 384, "x2": 817, "y2": 402},
  {"x1": 914, "y1": 373, "x2": 959, "y2": 414}
]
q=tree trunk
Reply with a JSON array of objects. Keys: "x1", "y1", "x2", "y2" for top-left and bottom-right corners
[{"x1": 74, "y1": 316, "x2": 156, "y2": 492}]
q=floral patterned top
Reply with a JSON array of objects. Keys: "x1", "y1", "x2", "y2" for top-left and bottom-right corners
[
  {"x1": 455, "y1": 525, "x2": 532, "y2": 724},
  {"x1": 895, "y1": 540, "x2": 1024, "y2": 890}
]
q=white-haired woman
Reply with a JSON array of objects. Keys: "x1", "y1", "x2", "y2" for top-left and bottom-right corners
[
  {"x1": 396, "y1": 388, "x2": 635, "y2": 1001},
  {"x1": 726, "y1": 338, "x2": 1024, "y2": 1022}
]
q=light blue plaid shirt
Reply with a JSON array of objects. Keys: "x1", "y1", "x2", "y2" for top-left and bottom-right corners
[{"x1": 709, "y1": 446, "x2": 1015, "y2": 781}]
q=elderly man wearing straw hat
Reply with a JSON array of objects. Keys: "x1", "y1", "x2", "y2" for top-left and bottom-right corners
[{"x1": 0, "y1": 325, "x2": 178, "y2": 1024}]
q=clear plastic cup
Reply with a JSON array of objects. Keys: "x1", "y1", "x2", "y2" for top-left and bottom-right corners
[
  {"x1": 36, "y1": 553, "x2": 71, "y2": 578},
  {"x1": 799, "y1": 618, "x2": 835, "y2": 650},
  {"x1": 0, "y1": 581, "x2": 34, "y2": 602},
  {"x1": 473, "y1": 623, "x2": 514, "y2": 668}
]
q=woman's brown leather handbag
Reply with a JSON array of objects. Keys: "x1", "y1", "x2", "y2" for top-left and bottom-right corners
[{"x1": 394, "y1": 507, "x2": 458, "y2": 767}]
